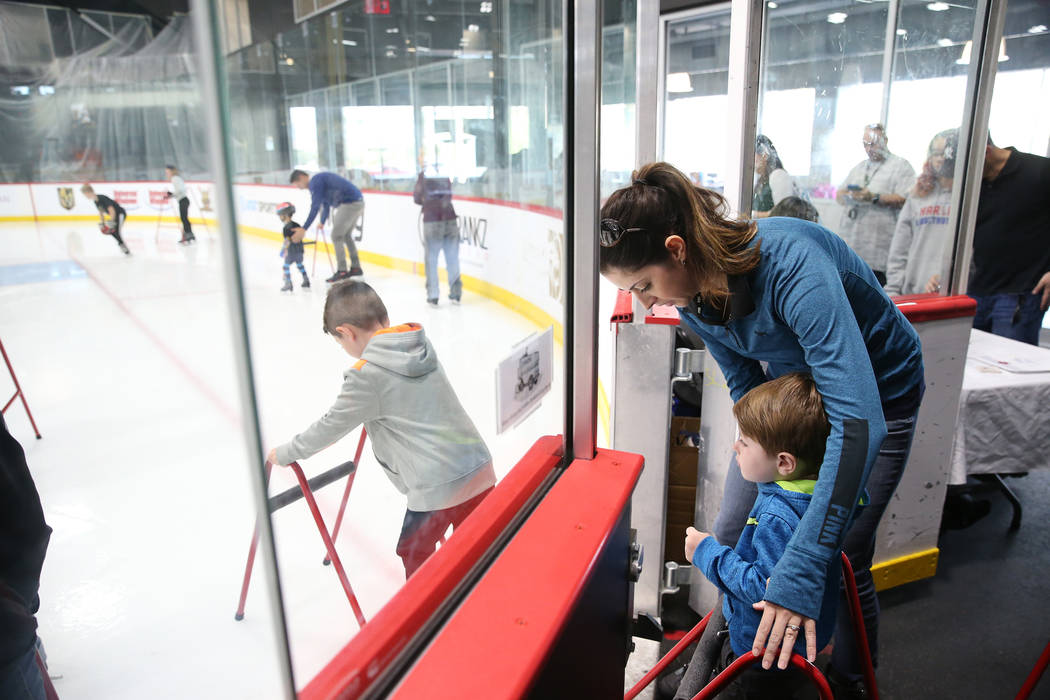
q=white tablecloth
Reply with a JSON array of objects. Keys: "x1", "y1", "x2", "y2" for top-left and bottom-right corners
[{"x1": 949, "y1": 330, "x2": 1050, "y2": 485}]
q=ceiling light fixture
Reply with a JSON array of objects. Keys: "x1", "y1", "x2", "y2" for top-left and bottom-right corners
[
  {"x1": 827, "y1": 12, "x2": 848, "y2": 24},
  {"x1": 926, "y1": 2, "x2": 949, "y2": 11},
  {"x1": 342, "y1": 39, "x2": 357, "y2": 46},
  {"x1": 936, "y1": 38, "x2": 954, "y2": 47},
  {"x1": 767, "y1": 1, "x2": 778, "y2": 7},
  {"x1": 1027, "y1": 25, "x2": 1048, "y2": 34}
]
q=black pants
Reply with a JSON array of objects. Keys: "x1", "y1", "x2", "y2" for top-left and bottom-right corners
[
  {"x1": 713, "y1": 635, "x2": 808, "y2": 700},
  {"x1": 178, "y1": 197, "x2": 193, "y2": 236},
  {"x1": 395, "y1": 487, "x2": 492, "y2": 578},
  {"x1": 109, "y1": 213, "x2": 127, "y2": 248}
]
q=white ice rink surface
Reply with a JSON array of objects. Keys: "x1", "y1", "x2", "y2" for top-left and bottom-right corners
[{"x1": 0, "y1": 220, "x2": 570, "y2": 697}]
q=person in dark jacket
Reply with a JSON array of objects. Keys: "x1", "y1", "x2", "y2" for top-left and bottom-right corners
[
  {"x1": 414, "y1": 169, "x2": 461, "y2": 306},
  {"x1": 0, "y1": 415, "x2": 52, "y2": 699}
]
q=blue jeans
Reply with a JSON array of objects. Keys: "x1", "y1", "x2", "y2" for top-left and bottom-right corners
[
  {"x1": 972, "y1": 292, "x2": 1045, "y2": 346},
  {"x1": 0, "y1": 643, "x2": 46, "y2": 700},
  {"x1": 424, "y1": 219, "x2": 462, "y2": 302},
  {"x1": 712, "y1": 401, "x2": 921, "y2": 680}
]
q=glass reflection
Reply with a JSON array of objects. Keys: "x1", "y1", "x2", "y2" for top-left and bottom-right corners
[
  {"x1": 216, "y1": 0, "x2": 578, "y2": 687},
  {"x1": 0, "y1": 4, "x2": 288, "y2": 698}
]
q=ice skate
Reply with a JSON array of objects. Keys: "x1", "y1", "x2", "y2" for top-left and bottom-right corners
[
  {"x1": 301, "y1": 277, "x2": 311, "y2": 289},
  {"x1": 281, "y1": 278, "x2": 293, "y2": 292}
]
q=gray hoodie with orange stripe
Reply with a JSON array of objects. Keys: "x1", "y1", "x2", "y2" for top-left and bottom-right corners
[{"x1": 275, "y1": 323, "x2": 494, "y2": 512}]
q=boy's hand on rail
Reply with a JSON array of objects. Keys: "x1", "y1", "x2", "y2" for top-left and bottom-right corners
[
  {"x1": 752, "y1": 601, "x2": 817, "y2": 670},
  {"x1": 266, "y1": 448, "x2": 284, "y2": 467}
]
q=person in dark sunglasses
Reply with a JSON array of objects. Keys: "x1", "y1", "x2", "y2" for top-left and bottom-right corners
[{"x1": 599, "y1": 162, "x2": 924, "y2": 695}]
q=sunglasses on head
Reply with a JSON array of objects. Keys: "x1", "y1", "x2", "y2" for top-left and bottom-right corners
[{"x1": 599, "y1": 218, "x2": 645, "y2": 247}]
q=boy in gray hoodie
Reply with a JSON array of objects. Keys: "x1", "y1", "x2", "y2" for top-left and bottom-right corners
[{"x1": 267, "y1": 281, "x2": 495, "y2": 578}]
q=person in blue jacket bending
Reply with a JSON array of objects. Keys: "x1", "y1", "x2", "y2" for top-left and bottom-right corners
[
  {"x1": 291, "y1": 170, "x2": 365, "y2": 283},
  {"x1": 600, "y1": 162, "x2": 924, "y2": 697}
]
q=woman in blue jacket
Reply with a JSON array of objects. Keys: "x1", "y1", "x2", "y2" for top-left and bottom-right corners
[{"x1": 599, "y1": 162, "x2": 924, "y2": 691}]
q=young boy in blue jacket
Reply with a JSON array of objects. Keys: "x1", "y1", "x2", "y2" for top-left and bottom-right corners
[
  {"x1": 267, "y1": 280, "x2": 494, "y2": 578},
  {"x1": 685, "y1": 373, "x2": 855, "y2": 697}
]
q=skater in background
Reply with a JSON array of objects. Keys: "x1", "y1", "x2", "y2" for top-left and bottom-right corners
[
  {"x1": 164, "y1": 164, "x2": 195, "y2": 245},
  {"x1": 267, "y1": 280, "x2": 494, "y2": 578},
  {"x1": 414, "y1": 167, "x2": 461, "y2": 306},
  {"x1": 277, "y1": 202, "x2": 310, "y2": 292},
  {"x1": 80, "y1": 184, "x2": 130, "y2": 256},
  {"x1": 290, "y1": 170, "x2": 365, "y2": 283}
]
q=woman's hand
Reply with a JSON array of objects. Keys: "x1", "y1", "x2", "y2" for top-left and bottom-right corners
[
  {"x1": 752, "y1": 600, "x2": 817, "y2": 670},
  {"x1": 266, "y1": 448, "x2": 283, "y2": 467},
  {"x1": 924, "y1": 274, "x2": 941, "y2": 294}
]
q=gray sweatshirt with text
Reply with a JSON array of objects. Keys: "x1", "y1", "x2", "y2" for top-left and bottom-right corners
[{"x1": 275, "y1": 323, "x2": 494, "y2": 512}]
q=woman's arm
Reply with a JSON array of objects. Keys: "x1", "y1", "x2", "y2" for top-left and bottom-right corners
[{"x1": 752, "y1": 236, "x2": 889, "y2": 662}]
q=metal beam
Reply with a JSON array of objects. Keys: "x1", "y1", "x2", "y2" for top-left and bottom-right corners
[
  {"x1": 723, "y1": 0, "x2": 763, "y2": 217},
  {"x1": 948, "y1": 0, "x2": 1007, "y2": 296},
  {"x1": 565, "y1": 0, "x2": 602, "y2": 461},
  {"x1": 191, "y1": 1, "x2": 296, "y2": 696}
]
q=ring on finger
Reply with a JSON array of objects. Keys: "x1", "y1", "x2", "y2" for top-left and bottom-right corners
[{"x1": 785, "y1": 624, "x2": 801, "y2": 633}]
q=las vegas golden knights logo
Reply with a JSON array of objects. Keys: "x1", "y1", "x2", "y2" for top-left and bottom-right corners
[
  {"x1": 57, "y1": 187, "x2": 75, "y2": 210},
  {"x1": 199, "y1": 188, "x2": 213, "y2": 212}
]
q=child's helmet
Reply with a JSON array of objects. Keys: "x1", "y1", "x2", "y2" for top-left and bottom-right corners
[{"x1": 277, "y1": 202, "x2": 295, "y2": 218}]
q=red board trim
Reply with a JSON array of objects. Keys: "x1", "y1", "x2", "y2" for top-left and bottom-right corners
[
  {"x1": 894, "y1": 294, "x2": 977, "y2": 323},
  {"x1": 646, "y1": 304, "x2": 681, "y2": 325},
  {"x1": 299, "y1": 435, "x2": 564, "y2": 700},
  {"x1": 388, "y1": 448, "x2": 644, "y2": 699},
  {"x1": 611, "y1": 289, "x2": 634, "y2": 324}
]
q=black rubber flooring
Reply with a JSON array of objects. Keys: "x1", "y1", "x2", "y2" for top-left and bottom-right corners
[{"x1": 877, "y1": 470, "x2": 1050, "y2": 699}]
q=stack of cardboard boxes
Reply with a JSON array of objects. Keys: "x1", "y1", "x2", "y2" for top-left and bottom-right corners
[{"x1": 664, "y1": 416, "x2": 701, "y2": 565}]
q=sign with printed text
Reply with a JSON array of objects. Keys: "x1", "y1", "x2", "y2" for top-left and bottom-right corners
[{"x1": 495, "y1": 326, "x2": 553, "y2": 434}]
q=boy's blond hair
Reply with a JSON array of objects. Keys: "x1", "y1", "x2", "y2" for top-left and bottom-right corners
[
  {"x1": 80, "y1": 183, "x2": 94, "y2": 195},
  {"x1": 323, "y1": 280, "x2": 389, "y2": 335},
  {"x1": 732, "y1": 373, "x2": 830, "y2": 477}
]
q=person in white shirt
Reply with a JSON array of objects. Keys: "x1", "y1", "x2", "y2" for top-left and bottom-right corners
[
  {"x1": 752, "y1": 135, "x2": 799, "y2": 219},
  {"x1": 836, "y1": 124, "x2": 915, "y2": 284},
  {"x1": 165, "y1": 164, "x2": 195, "y2": 244}
]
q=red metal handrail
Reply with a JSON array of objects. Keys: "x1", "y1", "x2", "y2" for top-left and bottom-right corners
[
  {"x1": 625, "y1": 551, "x2": 877, "y2": 700},
  {"x1": 0, "y1": 338, "x2": 41, "y2": 439},
  {"x1": 691, "y1": 650, "x2": 833, "y2": 700},
  {"x1": 623, "y1": 609, "x2": 713, "y2": 700},
  {"x1": 1016, "y1": 639, "x2": 1050, "y2": 700}
]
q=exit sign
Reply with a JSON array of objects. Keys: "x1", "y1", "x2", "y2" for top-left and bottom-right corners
[{"x1": 364, "y1": 0, "x2": 390, "y2": 14}]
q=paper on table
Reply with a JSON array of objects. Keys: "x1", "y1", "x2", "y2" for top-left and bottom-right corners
[{"x1": 969, "y1": 339, "x2": 1050, "y2": 374}]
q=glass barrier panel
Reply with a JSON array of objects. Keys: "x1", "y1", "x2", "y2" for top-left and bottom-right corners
[
  {"x1": 661, "y1": 6, "x2": 733, "y2": 193},
  {"x1": 879, "y1": 0, "x2": 980, "y2": 297},
  {"x1": 0, "y1": 5, "x2": 290, "y2": 697},
  {"x1": 213, "y1": 0, "x2": 569, "y2": 689}
]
